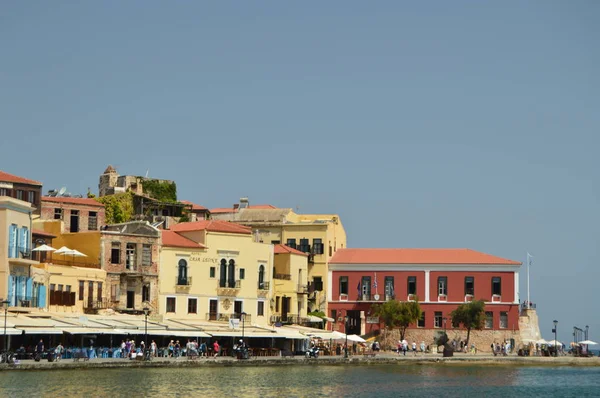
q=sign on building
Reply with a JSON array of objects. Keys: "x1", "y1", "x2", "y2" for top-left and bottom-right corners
[{"x1": 366, "y1": 316, "x2": 380, "y2": 324}]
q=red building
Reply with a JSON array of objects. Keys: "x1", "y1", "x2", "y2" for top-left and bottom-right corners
[
  {"x1": 327, "y1": 248, "x2": 521, "y2": 336},
  {"x1": 40, "y1": 196, "x2": 106, "y2": 233}
]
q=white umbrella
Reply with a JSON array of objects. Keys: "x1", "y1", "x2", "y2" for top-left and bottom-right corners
[
  {"x1": 32, "y1": 244, "x2": 57, "y2": 252},
  {"x1": 536, "y1": 339, "x2": 549, "y2": 345},
  {"x1": 54, "y1": 246, "x2": 72, "y2": 254},
  {"x1": 578, "y1": 340, "x2": 598, "y2": 345},
  {"x1": 346, "y1": 334, "x2": 366, "y2": 343},
  {"x1": 548, "y1": 340, "x2": 563, "y2": 347},
  {"x1": 66, "y1": 249, "x2": 87, "y2": 264}
]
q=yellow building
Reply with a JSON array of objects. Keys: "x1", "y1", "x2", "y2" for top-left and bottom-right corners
[
  {"x1": 271, "y1": 244, "x2": 309, "y2": 324},
  {"x1": 210, "y1": 202, "x2": 346, "y2": 314},
  {"x1": 159, "y1": 220, "x2": 273, "y2": 327}
]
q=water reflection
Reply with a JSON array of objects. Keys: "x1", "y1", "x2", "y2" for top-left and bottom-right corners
[{"x1": 0, "y1": 365, "x2": 598, "y2": 397}]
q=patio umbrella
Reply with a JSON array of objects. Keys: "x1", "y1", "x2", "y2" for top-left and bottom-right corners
[
  {"x1": 578, "y1": 340, "x2": 598, "y2": 345},
  {"x1": 53, "y1": 246, "x2": 72, "y2": 263},
  {"x1": 32, "y1": 244, "x2": 57, "y2": 252},
  {"x1": 66, "y1": 249, "x2": 87, "y2": 265}
]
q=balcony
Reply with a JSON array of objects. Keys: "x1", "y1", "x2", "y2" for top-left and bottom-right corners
[
  {"x1": 297, "y1": 284, "x2": 308, "y2": 294},
  {"x1": 385, "y1": 294, "x2": 395, "y2": 301},
  {"x1": 232, "y1": 313, "x2": 252, "y2": 324},
  {"x1": 257, "y1": 281, "x2": 270, "y2": 290},
  {"x1": 274, "y1": 273, "x2": 291, "y2": 280},
  {"x1": 49, "y1": 291, "x2": 76, "y2": 306},
  {"x1": 358, "y1": 293, "x2": 372, "y2": 301},
  {"x1": 84, "y1": 298, "x2": 110, "y2": 313},
  {"x1": 11, "y1": 295, "x2": 40, "y2": 308},
  {"x1": 217, "y1": 280, "x2": 241, "y2": 296},
  {"x1": 206, "y1": 313, "x2": 230, "y2": 322}
]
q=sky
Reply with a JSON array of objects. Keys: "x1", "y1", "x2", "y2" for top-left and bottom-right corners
[{"x1": 1, "y1": 1, "x2": 598, "y2": 344}]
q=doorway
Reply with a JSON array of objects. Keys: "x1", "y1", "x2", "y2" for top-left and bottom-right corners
[
  {"x1": 126, "y1": 291, "x2": 135, "y2": 309},
  {"x1": 70, "y1": 210, "x2": 79, "y2": 233},
  {"x1": 209, "y1": 299, "x2": 218, "y2": 320},
  {"x1": 234, "y1": 300, "x2": 243, "y2": 317},
  {"x1": 282, "y1": 297, "x2": 290, "y2": 322},
  {"x1": 346, "y1": 310, "x2": 361, "y2": 335}
]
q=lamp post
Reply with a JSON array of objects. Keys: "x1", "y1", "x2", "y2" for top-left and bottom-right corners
[
  {"x1": 585, "y1": 325, "x2": 589, "y2": 340},
  {"x1": 552, "y1": 320, "x2": 558, "y2": 357},
  {"x1": 241, "y1": 311, "x2": 246, "y2": 343},
  {"x1": 443, "y1": 317, "x2": 447, "y2": 334},
  {"x1": 143, "y1": 307, "x2": 149, "y2": 358},
  {"x1": 1, "y1": 299, "x2": 9, "y2": 355},
  {"x1": 344, "y1": 315, "x2": 349, "y2": 358}
]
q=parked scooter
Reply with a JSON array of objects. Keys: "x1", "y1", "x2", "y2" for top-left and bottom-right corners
[{"x1": 305, "y1": 346, "x2": 319, "y2": 358}]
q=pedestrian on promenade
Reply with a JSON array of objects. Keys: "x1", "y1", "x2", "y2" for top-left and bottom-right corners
[
  {"x1": 420, "y1": 341, "x2": 425, "y2": 355},
  {"x1": 213, "y1": 340, "x2": 220, "y2": 358},
  {"x1": 412, "y1": 342, "x2": 417, "y2": 356}
]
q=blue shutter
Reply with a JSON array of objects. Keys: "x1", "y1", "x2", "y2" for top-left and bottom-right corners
[
  {"x1": 8, "y1": 276, "x2": 15, "y2": 306},
  {"x1": 22, "y1": 227, "x2": 29, "y2": 252},
  {"x1": 18, "y1": 276, "x2": 25, "y2": 302},
  {"x1": 26, "y1": 278, "x2": 33, "y2": 300},
  {"x1": 38, "y1": 285, "x2": 46, "y2": 308},
  {"x1": 8, "y1": 225, "x2": 17, "y2": 258}
]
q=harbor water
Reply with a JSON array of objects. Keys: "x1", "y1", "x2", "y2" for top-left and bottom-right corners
[{"x1": 1, "y1": 364, "x2": 599, "y2": 397}]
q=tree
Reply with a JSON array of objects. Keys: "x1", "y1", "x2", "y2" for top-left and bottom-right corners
[
  {"x1": 372, "y1": 298, "x2": 422, "y2": 341},
  {"x1": 450, "y1": 299, "x2": 486, "y2": 348}
]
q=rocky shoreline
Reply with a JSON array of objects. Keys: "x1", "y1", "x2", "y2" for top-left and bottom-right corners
[{"x1": 1, "y1": 354, "x2": 599, "y2": 371}]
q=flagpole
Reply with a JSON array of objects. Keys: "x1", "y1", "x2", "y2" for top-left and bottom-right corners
[{"x1": 526, "y1": 252, "x2": 530, "y2": 310}]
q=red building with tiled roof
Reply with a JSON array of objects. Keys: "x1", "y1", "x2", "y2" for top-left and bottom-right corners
[
  {"x1": 0, "y1": 170, "x2": 43, "y2": 213},
  {"x1": 161, "y1": 230, "x2": 207, "y2": 249},
  {"x1": 328, "y1": 248, "x2": 522, "y2": 337},
  {"x1": 179, "y1": 200, "x2": 210, "y2": 221},
  {"x1": 170, "y1": 220, "x2": 252, "y2": 235},
  {"x1": 40, "y1": 196, "x2": 105, "y2": 233}
]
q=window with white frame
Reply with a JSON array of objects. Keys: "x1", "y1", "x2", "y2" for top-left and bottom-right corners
[
  {"x1": 500, "y1": 312, "x2": 508, "y2": 329},
  {"x1": 485, "y1": 311, "x2": 493, "y2": 329}
]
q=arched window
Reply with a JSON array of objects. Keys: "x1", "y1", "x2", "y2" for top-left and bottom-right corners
[
  {"x1": 258, "y1": 265, "x2": 265, "y2": 289},
  {"x1": 228, "y1": 259, "x2": 236, "y2": 288},
  {"x1": 219, "y1": 259, "x2": 227, "y2": 288},
  {"x1": 178, "y1": 259, "x2": 188, "y2": 285}
]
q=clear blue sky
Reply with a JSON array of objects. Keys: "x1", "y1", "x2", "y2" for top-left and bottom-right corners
[{"x1": 1, "y1": 1, "x2": 598, "y2": 344}]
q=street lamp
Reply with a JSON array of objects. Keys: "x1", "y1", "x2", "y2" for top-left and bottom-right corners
[
  {"x1": 1, "y1": 299, "x2": 9, "y2": 355},
  {"x1": 552, "y1": 320, "x2": 558, "y2": 357},
  {"x1": 344, "y1": 315, "x2": 349, "y2": 358},
  {"x1": 443, "y1": 317, "x2": 447, "y2": 334},
  {"x1": 241, "y1": 311, "x2": 246, "y2": 343},
  {"x1": 143, "y1": 307, "x2": 149, "y2": 358},
  {"x1": 585, "y1": 325, "x2": 589, "y2": 340}
]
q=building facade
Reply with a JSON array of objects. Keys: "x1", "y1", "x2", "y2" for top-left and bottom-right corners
[
  {"x1": 210, "y1": 200, "x2": 346, "y2": 315},
  {"x1": 0, "y1": 197, "x2": 45, "y2": 309},
  {"x1": 161, "y1": 220, "x2": 273, "y2": 327},
  {"x1": 327, "y1": 248, "x2": 521, "y2": 337},
  {"x1": 40, "y1": 196, "x2": 106, "y2": 233},
  {"x1": 0, "y1": 171, "x2": 42, "y2": 215},
  {"x1": 271, "y1": 244, "x2": 309, "y2": 324}
]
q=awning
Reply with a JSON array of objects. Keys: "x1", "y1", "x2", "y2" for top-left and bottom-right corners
[
  {"x1": 63, "y1": 328, "x2": 113, "y2": 335},
  {"x1": 163, "y1": 330, "x2": 211, "y2": 338},
  {"x1": 1, "y1": 328, "x2": 22, "y2": 335},
  {"x1": 305, "y1": 331, "x2": 346, "y2": 340},
  {"x1": 323, "y1": 317, "x2": 335, "y2": 322},
  {"x1": 18, "y1": 328, "x2": 63, "y2": 335},
  {"x1": 306, "y1": 315, "x2": 324, "y2": 323},
  {"x1": 113, "y1": 329, "x2": 143, "y2": 335},
  {"x1": 274, "y1": 329, "x2": 310, "y2": 340},
  {"x1": 209, "y1": 331, "x2": 280, "y2": 338}
]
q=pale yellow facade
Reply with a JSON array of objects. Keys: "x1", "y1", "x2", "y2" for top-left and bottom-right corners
[
  {"x1": 212, "y1": 208, "x2": 347, "y2": 314},
  {"x1": 32, "y1": 220, "x2": 101, "y2": 267},
  {"x1": 272, "y1": 250, "x2": 309, "y2": 323},
  {"x1": 159, "y1": 230, "x2": 273, "y2": 327}
]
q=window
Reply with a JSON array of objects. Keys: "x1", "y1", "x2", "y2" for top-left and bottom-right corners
[
  {"x1": 258, "y1": 265, "x2": 265, "y2": 289},
  {"x1": 111, "y1": 284, "x2": 118, "y2": 301},
  {"x1": 465, "y1": 277, "x2": 474, "y2": 296},
  {"x1": 275, "y1": 296, "x2": 280, "y2": 312},
  {"x1": 54, "y1": 208, "x2": 62, "y2": 220},
  {"x1": 97, "y1": 282, "x2": 103, "y2": 301},
  {"x1": 329, "y1": 245, "x2": 332, "y2": 257},
  {"x1": 78, "y1": 281, "x2": 84, "y2": 300},
  {"x1": 0, "y1": 188, "x2": 7, "y2": 196},
  {"x1": 286, "y1": 239, "x2": 296, "y2": 249},
  {"x1": 500, "y1": 312, "x2": 508, "y2": 329},
  {"x1": 27, "y1": 191, "x2": 35, "y2": 203},
  {"x1": 492, "y1": 277, "x2": 501, "y2": 296},
  {"x1": 58, "y1": 284, "x2": 64, "y2": 291},
  {"x1": 142, "y1": 244, "x2": 152, "y2": 265},
  {"x1": 339, "y1": 276, "x2": 348, "y2": 295},
  {"x1": 271, "y1": 240, "x2": 280, "y2": 244},
  {"x1": 66, "y1": 285, "x2": 71, "y2": 292},
  {"x1": 142, "y1": 284, "x2": 150, "y2": 302},
  {"x1": 361, "y1": 276, "x2": 371, "y2": 299},
  {"x1": 407, "y1": 276, "x2": 416, "y2": 295},
  {"x1": 257, "y1": 301, "x2": 264, "y2": 316},
  {"x1": 220, "y1": 259, "x2": 227, "y2": 288},
  {"x1": 313, "y1": 276, "x2": 323, "y2": 291},
  {"x1": 227, "y1": 259, "x2": 236, "y2": 288},
  {"x1": 434, "y1": 312, "x2": 443, "y2": 328},
  {"x1": 485, "y1": 311, "x2": 493, "y2": 329},
  {"x1": 188, "y1": 298, "x2": 197, "y2": 314},
  {"x1": 16, "y1": 190, "x2": 23, "y2": 200},
  {"x1": 111, "y1": 243, "x2": 120, "y2": 264},
  {"x1": 50, "y1": 284, "x2": 56, "y2": 292},
  {"x1": 312, "y1": 238, "x2": 324, "y2": 254},
  {"x1": 331, "y1": 310, "x2": 337, "y2": 321},
  {"x1": 418, "y1": 312, "x2": 425, "y2": 328},
  {"x1": 298, "y1": 238, "x2": 310, "y2": 253},
  {"x1": 178, "y1": 259, "x2": 188, "y2": 285},
  {"x1": 88, "y1": 211, "x2": 98, "y2": 230},
  {"x1": 239, "y1": 268, "x2": 245, "y2": 280},
  {"x1": 8, "y1": 224, "x2": 17, "y2": 258},
  {"x1": 166, "y1": 297, "x2": 176, "y2": 313},
  {"x1": 209, "y1": 267, "x2": 216, "y2": 278},
  {"x1": 126, "y1": 243, "x2": 136, "y2": 269},
  {"x1": 384, "y1": 277, "x2": 395, "y2": 300},
  {"x1": 438, "y1": 276, "x2": 447, "y2": 296}
]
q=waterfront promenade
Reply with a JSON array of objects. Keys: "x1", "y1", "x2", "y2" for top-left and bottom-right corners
[{"x1": 2, "y1": 352, "x2": 599, "y2": 371}]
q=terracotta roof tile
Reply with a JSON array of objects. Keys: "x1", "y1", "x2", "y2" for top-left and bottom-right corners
[
  {"x1": 170, "y1": 220, "x2": 252, "y2": 235},
  {"x1": 209, "y1": 204, "x2": 277, "y2": 214},
  {"x1": 0, "y1": 170, "x2": 42, "y2": 186},
  {"x1": 274, "y1": 244, "x2": 309, "y2": 257},
  {"x1": 162, "y1": 230, "x2": 206, "y2": 249},
  {"x1": 42, "y1": 196, "x2": 105, "y2": 207},
  {"x1": 329, "y1": 248, "x2": 521, "y2": 265},
  {"x1": 180, "y1": 200, "x2": 208, "y2": 211}
]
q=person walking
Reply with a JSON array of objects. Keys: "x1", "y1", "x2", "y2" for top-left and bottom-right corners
[{"x1": 213, "y1": 340, "x2": 220, "y2": 359}]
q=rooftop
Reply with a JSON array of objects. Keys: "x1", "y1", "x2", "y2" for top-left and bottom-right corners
[
  {"x1": 170, "y1": 219, "x2": 253, "y2": 235},
  {"x1": 161, "y1": 230, "x2": 207, "y2": 249},
  {"x1": 274, "y1": 244, "x2": 309, "y2": 257},
  {"x1": 180, "y1": 200, "x2": 208, "y2": 211},
  {"x1": 329, "y1": 248, "x2": 521, "y2": 265},
  {"x1": 42, "y1": 196, "x2": 105, "y2": 207},
  {"x1": 0, "y1": 170, "x2": 42, "y2": 186},
  {"x1": 210, "y1": 204, "x2": 277, "y2": 214}
]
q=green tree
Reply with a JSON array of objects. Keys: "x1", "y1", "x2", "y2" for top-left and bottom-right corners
[
  {"x1": 372, "y1": 298, "x2": 422, "y2": 341},
  {"x1": 450, "y1": 299, "x2": 486, "y2": 348}
]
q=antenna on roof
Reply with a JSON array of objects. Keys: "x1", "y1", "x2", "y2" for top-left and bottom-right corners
[{"x1": 58, "y1": 187, "x2": 67, "y2": 196}]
